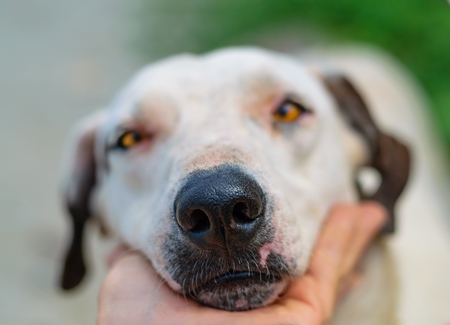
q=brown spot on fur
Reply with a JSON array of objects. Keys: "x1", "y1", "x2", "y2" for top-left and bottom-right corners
[{"x1": 183, "y1": 144, "x2": 256, "y2": 174}]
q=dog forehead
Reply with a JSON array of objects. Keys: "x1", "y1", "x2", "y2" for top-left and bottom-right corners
[
  {"x1": 115, "y1": 48, "x2": 315, "y2": 110},
  {"x1": 101, "y1": 48, "x2": 335, "y2": 153}
]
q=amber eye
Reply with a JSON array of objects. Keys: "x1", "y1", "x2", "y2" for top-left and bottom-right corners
[
  {"x1": 273, "y1": 101, "x2": 306, "y2": 123},
  {"x1": 116, "y1": 131, "x2": 144, "y2": 149}
]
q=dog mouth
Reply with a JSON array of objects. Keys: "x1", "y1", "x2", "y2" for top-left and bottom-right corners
[
  {"x1": 200, "y1": 270, "x2": 280, "y2": 288},
  {"x1": 188, "y1": 270, "x2": 286, "y2": 311}
]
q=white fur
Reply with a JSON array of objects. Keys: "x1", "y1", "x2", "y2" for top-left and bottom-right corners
[{"x1": 65, "y1": 47, "x2": 450, "y2": 323}]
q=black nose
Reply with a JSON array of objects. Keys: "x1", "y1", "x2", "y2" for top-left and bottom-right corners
[{"x1": 174, "y1": 165, "x2": 266, "y2": 250}]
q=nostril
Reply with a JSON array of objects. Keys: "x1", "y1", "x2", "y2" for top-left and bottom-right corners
[
  {"x1": 189, "y1": 209, "x2": 211, "y2": 233},
  {"x1": 232, "y1": 202, "x2": 258, "y2": 224}
]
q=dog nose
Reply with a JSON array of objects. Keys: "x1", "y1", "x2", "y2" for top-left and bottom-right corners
[{"x1": 174, "y1": 165, "x2": 266, "y2": 250}]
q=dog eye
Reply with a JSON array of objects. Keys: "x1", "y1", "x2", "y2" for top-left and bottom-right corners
[
  {"x1": 273, "y1": 100, "x2": 307, "y2": 123},
  {"x1": 116, "y1": 131, "x2": 144, "y2": 149}
]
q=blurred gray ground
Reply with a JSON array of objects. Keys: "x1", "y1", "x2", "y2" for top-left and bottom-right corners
[{"x1": 0, "y1": 0, "x2": 142, "y2": 323}]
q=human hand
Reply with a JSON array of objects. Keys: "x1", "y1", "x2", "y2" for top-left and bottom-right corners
[{"x1": 98, "y1": 202, "x2": 387, "y2": 325}]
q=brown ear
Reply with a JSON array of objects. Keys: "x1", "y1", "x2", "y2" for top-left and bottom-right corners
[
  {"x1": 60, "y1": 111, "x2": 105, "y2": 290},
  {"x1": 322, "y1": 73, "x2": 411, "y2": 233}
]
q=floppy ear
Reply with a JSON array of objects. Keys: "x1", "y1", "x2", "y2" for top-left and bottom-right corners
[
  {"x1": 322, "y1": 73, "x2": 411, "y2": 233},
  {"x1": 60, "y1": 111, "x2": 106, "y2": 290}
]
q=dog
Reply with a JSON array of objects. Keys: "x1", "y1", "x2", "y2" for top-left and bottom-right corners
[{"x1": 59, "y1": 47, "x2": 450, "y2": 324}]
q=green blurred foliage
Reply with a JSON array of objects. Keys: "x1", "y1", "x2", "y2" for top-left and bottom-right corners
[{"x1": 137, "y1": 0, "x2": 450, "y2": 157}]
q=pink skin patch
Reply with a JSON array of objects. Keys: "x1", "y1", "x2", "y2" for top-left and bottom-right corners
[
  {"x1": 259, "y1": 241, "x2": 278, "y2": 268},
  {"x1": 234, "y1": 299, "x2": 248, "y2": 310},
  {"x1": 166, "y1": 277, "x2": 182, "y2": 291}
]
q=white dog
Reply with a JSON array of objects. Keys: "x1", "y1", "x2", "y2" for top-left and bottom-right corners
[{"x1": 59, "y1": 47, "x2": 450, "y2": 324}]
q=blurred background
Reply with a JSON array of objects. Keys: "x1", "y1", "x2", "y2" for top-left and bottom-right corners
[{"x1": 0, "y1": 0, "x2": 449, "y2": 323}]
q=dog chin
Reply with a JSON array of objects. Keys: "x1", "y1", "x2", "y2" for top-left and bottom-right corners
[{"x1": 191, "y1": 277, "x2": 288, "y2": 311}]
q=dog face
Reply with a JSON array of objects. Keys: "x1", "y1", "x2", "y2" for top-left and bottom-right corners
[{"x1": 60, "y1": 48, "x2": 410, "y2": 311}]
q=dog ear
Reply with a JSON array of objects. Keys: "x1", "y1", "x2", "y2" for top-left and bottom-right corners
[
  {"x1": 322, "y1": 73, "x2": 411, "y2": 233},
  {"x1": 60, "y1": 111, "x2": 106, "y2": 290}
]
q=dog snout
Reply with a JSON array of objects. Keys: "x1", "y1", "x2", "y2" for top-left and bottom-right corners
[{"x1": 174, "y1": 165, "x2": 266, "y2": 250}]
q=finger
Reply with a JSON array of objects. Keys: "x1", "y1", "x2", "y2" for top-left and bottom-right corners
[
  {"x1": 107, "y1": 244, "x2": 132, "y2": 268},
  {"x1": 339, "y1": 201, "x2": 387, "y2": 276},
  {"x1": 336, "y1": 269, "x2": 362, "y2": 304},
  {"x1": 286, "y1": 204, "x2": 359, "y2": 320},
  {"x1": 308, "y1": 204, "x2": 358, "y2": 286}
]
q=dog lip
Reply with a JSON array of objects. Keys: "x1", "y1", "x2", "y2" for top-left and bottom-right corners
[
  {"x1": 189, "y1": 270, "x2": 282, "y2": 294},
  {"x1": 215, "y1": 271, "x2": 257, "y2": 282},
  {"x1": 214, "y1": 270, "x2": 279, "y2": 282}
]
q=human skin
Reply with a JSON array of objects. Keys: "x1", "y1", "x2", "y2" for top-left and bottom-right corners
[{"x1": 97, "y1": 202, "x2": 386, "y2": 325}]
